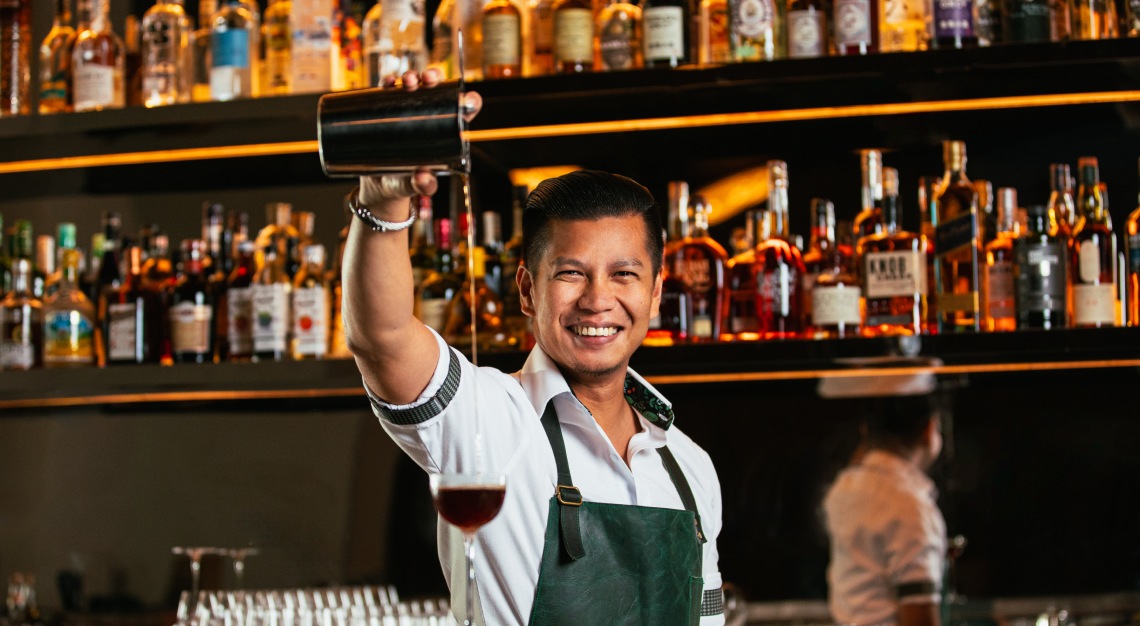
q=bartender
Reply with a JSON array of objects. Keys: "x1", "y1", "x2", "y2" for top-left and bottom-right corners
[
  {"x1": 340, "y1": 69, "x2": 725, "y2": 625},
  {"x1": 821, "y1": 375, "x2": 947, "y2": 626}
]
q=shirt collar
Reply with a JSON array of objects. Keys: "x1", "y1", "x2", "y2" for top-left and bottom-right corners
[{"x1": 516, "y1": 346, "x2": 676, "y2": 431}]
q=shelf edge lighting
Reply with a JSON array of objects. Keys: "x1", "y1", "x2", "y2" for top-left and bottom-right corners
[{"x1": 1, "y1": 91, "x2": 1139, "y2": 174}]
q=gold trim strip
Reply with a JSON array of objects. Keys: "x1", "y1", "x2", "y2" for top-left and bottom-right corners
[{"x1": 1, "y1": 91, "x2": 1139, "y2": 174}]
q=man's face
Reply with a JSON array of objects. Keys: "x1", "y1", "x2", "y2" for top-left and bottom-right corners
[{"x1": 518, "y1": 215, "x2": 662, "y2": 384}]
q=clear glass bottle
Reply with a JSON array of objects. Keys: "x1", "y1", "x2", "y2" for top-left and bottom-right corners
[
  {"x1": 0, "y1": 0, "x2": 31, "y2": 116},
  {"x1": 1015, "y1": 203, "x2": 1069, "y2": 330},
  {"x1": 291, "y1": 243, "x2": 328, "y2": 360},
  {"x1": 595, "y1": 0, "x2": 642, "y2": 71},
  {"x1": 72, "y1": 0, "x2": 125, "y2": 112},
  {"x1": 786, "y1": 0, "x2": 827, "y2": 58},
  {"x1": 728, "y1": 0, "x2": 782, "y2": 61},
  {"x1": 142, "y1": 0, "x2": 192, "y2": 106},
  {"x1": 191, "y1": 0, "x2": 217, "y2": 102},
  {"x1": 170, "y1": 239, "x2": 216, "y2": 364},
  {"x1": 42, "y1": 248, "x2": 95, "y2": 368},
  {"x1": 833, "y1": 0, "x2": 879, "y2": 54},
  {"x1": 0, "y1": 258, "x2": 42, "y2": 370},
  {"x1": 251, "y1": 243, "x2": 292, "y2": 361},
  {"x1": 1071, "y1": 156, "x2": 1118, "y2": 328},
  {"x1": 553, "y1": 0, "x2": 594, "y2": 72},
  {"x1": 39, "y1": 0, "x2": 76, "y2": 114},
  {"x1": 983, "y1": 187, "x2": 1019, "y2": 332},
  {"x1": 857, "y1": 167, "x2": 926, "y2": 336},
  {"x1": 934, "y1": 140, "x2": 981, "y2": 332},
  {"x1": 210, "y1": 0, "x2": 257, "y2": 100},
  {"x1": 226, "y1": 239, "x2": 256, "y2": 361},
  {"x1": 853, "y1": 149, "x2": 884, "y2": 242},
  {"x1": 364, "y1": 0, "x2": 427, "y2": 86},
  {"x1": 100, "y1": 245, "x2": 164, "y2": 365}
]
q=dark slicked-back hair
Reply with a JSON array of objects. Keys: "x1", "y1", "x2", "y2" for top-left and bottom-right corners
[
  {"x1": 522, "y1": 170, "x2": 665, "y2": 276},
  {"x1": 861, "y1": 393, "x2": 940, "y2": 450}
]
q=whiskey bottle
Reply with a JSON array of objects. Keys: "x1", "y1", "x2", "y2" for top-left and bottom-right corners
[
  {"x1": 1127, "y1": 161, "x2": 1140, "y2": 326},
  {"x1": 648, "y1": 182, "x2": 693, "y2": 344},
  {"x1": 190, "y1": 0, "x2": 216, "y2": 102},
  {"x1": 800, "y1": 198, "x2": 847, "y2": 328},
  {"x1": 72, "y1": 0, "x2": 126, "y2": 112},
  {"x1": 833, "y1": 0, "x2": 878, "y2": 54},
  {"x1": 429, "y1": 0, "x2": 456, "y2": 78},
  {"x1": 918, "y1": 175, "x2": 939, "y2": 334},
  {"x1": 288, "y1": 210, "x2": 315, "y2": 280},
  {"x1": 39, "y1": 0, "x2": 76, "y2": 114},
  {"x1": 527, "y1": 0, "x2": 555, "y2": 75},
  {"x1": 124, "y1": 13, "x2": 143, "y2": 107},
  {"x1": 417, "y1": 218, "x2": 461, "y2": 334},
  {"x1": 442, "y1": 246, "x2": 512, "y2": 352},
  {"x1": 0, "y1": 0, "x2": 31, "y2": 116},
  {"x1": 483, "y1": 0, "x2": 524, "y2": 77},
  {"x1": 480, "y1": 211, "x2": 505, "y2": 296},
  {"x1": 786, "y1": 0, "x2": 827, "y2": 58},
  {"x1": 1072, "y1": 0, "x2": 1118, "y2": 38},
  {"x1": 501, "y1": 186, "x2": 531, "y2": 348},
  {"x1": 932, "y1": 0, "x2": 978, "y2": 47},
  {"x1": 39, "y1": 234, "x2": 59, "y2": 298},
  {"x1": 255, "y1": 202, "x2": 300, "y2": 263},
  {"x1": 141, "y1": 0, "x2": 192, "y2": 106},
  {"x1": 699, "y1": 0, "x2": 730, "y2": 63},
  {"x1": 755, "y1": 161, "x2": 804, "y2": 339},
  {"x1": 226, "y1": 239, "x2": 256, "y2": 361},
  {"x1": 596, "y1": 0, "x2": 643, "y2": 71},
  {"x1": 853, "y1": 149, "x2": 884, "y2": 242},
  {"x1": 643, "y1": 0, "x2": 695, "y2": 67},
  {"x1": 857, "y1": 167, "x2": 926, "y2": 336},
  {"x1": 1014, "y1": 203, "x2": 1069, "y2": 330},
  {"x1": 934, "y1": 139, "x2": 982, "y2": 332},
  {"x1": 43, "y1": 248, "x2": 96, "y2": 368},
  {"x1": 95, "y1": 211, "x2": 123, "y2": 301},
  {"x1": 728, "y1": 0, "x2": 782, "y2": 61},
  {"x1": 0, "y1": 259, "x2": 42, "y2": 370},
  {"x1": 1002, "y1": 0, "x2": 1052, "y2": 41},
  {"x1": 806, "y1": 199, "x2": 860, "y2": 339},
  {"x1": 12, "y1": 220, "x2": 45, "y2": 298},
  {"x1": 1071, "y1": 156, "x2": 1117, "y2": 328},
  {"x1": 251, "y1": 243, "x2": 292, "y2": 361},
  {"x1": 881, "y1": 0, "x2": 928, "y2": 50},
  {"x1": 553, "y1": 0, "x2": 594, "y2": 72},
  {"x1": 101, "y1": 245, "x2": 163, "y2": 365},
  {"x1": 169, "y1": 239, "x2": 215, "y2": 363},
  {"x1": 724, "y1": 210, "x2": 758, "y2": 340},
  {"x1": 409, "y1": 196, "x2": 438, "y2": 292},
  {"x1": 670, "y1": 195, "x2": 727, "y2": 342},
  {"x1": 291, "y1": 244, "x2": 329, "y2": 360},
  {"x1": 983, "y1": 187, "x2": 1018, "y2": 332},
  {"x1": 1047, "y1": 163, "x2": 1076, "y2": 239},
  {"x1": 142, "y1": 232, "x2": 175, "y2": 290},
  {"x1": 210, "y1": 0, "x2": 257, "y2": 100},
  {"x1": 262, "y1": 0, "x2": 290, "y2": 93},
  {"x1": 975, "y1": 179, "x2": 995, "y2": 245}
]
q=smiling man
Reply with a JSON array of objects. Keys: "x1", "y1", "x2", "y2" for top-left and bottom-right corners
[{"x1": 342, "y1": 102, "x2": 724, "y2": 624}]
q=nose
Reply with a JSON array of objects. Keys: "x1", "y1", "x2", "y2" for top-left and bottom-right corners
[{"x1": 577, "y1": 276, "x2": 617, "y2": 312}]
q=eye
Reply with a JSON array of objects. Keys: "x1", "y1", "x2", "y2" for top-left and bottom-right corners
[
  {"x1": 556, "y1": 269, "x2": 584, "y2": 279},
  {"x1": 613, "y1": 271, "x2": 638, "y2": 280}
]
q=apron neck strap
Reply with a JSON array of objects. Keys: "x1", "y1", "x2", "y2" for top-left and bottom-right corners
[
  {"x1": 659, "y1": 447, "x2": 707, "y2": 544},
  {"x1": 540, "y1": 400, "x2": 587, "y2": 560}
]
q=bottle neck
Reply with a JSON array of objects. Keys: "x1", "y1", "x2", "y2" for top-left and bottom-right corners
[
  {"x1": 55, "y1": 0, "x2": 72, "y2": 25},
  {"x1": 882, "y1": 195, "x2": 900, "y2": 234}
]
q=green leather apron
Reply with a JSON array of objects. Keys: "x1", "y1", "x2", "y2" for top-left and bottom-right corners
[{"x1": 527, "y1": 401, "x2": 707, "y2": 626}]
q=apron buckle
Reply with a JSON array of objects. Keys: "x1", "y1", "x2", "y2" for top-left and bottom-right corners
[{"x1": 555, "y1": 485, "x2": 583, "y2": 506}]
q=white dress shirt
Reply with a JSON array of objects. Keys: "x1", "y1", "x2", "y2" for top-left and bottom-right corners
[
  {"x1": 366, "y1": 329, "x2": 725, "y2": 625},
  {"x1": 823, "y1": 450, "x2": 947, "y2": 626}
]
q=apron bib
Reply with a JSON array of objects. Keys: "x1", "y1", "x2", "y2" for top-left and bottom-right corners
[{"x1": 527, "y1": 400, "x2": 706, "y2": 626}]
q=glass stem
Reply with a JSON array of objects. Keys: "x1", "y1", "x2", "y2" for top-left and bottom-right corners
[{"x1": 465, "y1": 533, "x2": 476, "y2": 626}]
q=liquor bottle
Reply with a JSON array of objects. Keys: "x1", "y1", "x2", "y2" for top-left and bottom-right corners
[
  {"x1": 363, "y1": 0, "x2": 427, "y2": 85},
  {"x1": 291, "y1": 244, "x2": 329, "y2": 360},
  {"x1": 292, "y1": 0, "x2": 335, "y2": 93},
  {"x1": 881, "y1": 0, "x2": 928, "y2": 50},
  {"x1": 728, "y1": 0, "x2": 781, "y2": 61},
  {"x1": 191, "y1": 0, "x2": 216, "y2": 102},
  {"x1": 42, "y1": 248, "x2": 96, "y2": 368},
  {"x1": 142, "y1": 232, "x2": 175, "y2": 290},
  {"x1": 417, "y1": 218, "x2": 461, "y2": 333},
  {"x1": 332, "y1": 2, "x2": 364, "y2": 91},
  {"x1": 975, "y1": 179, "x2": 995, "y2": 246},
  {"x1": 169, "y1": 239, "x2": 215, "y2": 363},
  {"x1": 95, "y1": 211, "x2": 123, "y2": 301},
  {"x1": 527, "y1": 0, "x2": 555, "y2": 75},
  {"x1": 1072, "y1": 0, "x2": 1118, "y2": 37},
  {"x1": 1047, "y1": 163, "x2": 1076, "y2": 238},
  {"x1": 642, "y1": 0, "x2": 695, "y2": 66},
  {"x1": 39, "y1": 0, "x2": 76, "y2": 114},
  {"x1": 975, "y1": 0, "x2": 1001, "y2": 44},
  {"x1": 932, "y1": 0, "x2": 978, "y2": 47},
  {"x1": 647, "y1": 182, "x2": 692, "y2": 344},
  {"x1": 142, "y1": 0, "x2": 192, "y2": 106},
  {"x1": 328, "y1": 223, "x2": 351, "y2": 358},
  {"x1": 833, "y1": 0, "x2": 878, "y2": 54},
  {"x1": 596, "y1": 0, "x2": 643, "y2": 71},
  {"x1": 442, "y1": 246, "x2": 511, "y2": 352},
  {"x1": 429, "y1": 0, "x2": 456, "y2": 78},
  {"x1": 853, "y1": 149, "x2": 884, "y2": 242},
  {"x1": 210, "y1": 0, "x2": 257, "y2": 100},
  {"x1": 226, "y1": 239, "x2": 256, "y2": 361},
  {"x1": 755, "y1": 161, "x2": 804, "y2": 339},
  {"x1": 0, "y1": 214, "x2": 8, "y2": 295},
  {"x1": 1015, "y1": 203, "x2": 1069, "y2": 330},
  {"x1": 483, "y1": 0, "x2": 523, "y2": 77},
  {"x1": 699, "y1": 0, "x2": 729, "y2": 63},
  {"x1": 1128, "y1": 0, "x2": 1140, "y2": 35},
  {"x1": 786, "y1": 0, "x2": 827, "y2": 58},
  {"x1": 12, "y1": 220, "x2": 44, "y2": 298},
  {"x1": 0, "y1": 0, "x2": 30, "y2": 116},
  {"x1": 251, "y1": 243, "x2": 292, "y2": 361},
  {"x1": 1002, "y1": 0, "x2": 1052, "y2": 41},
  {"x1": 101, "y1": 245, "x2": 163, "y2": 365},
  {"x1": 409, "y1": 196, "x2": 438, "y2": 291},
  {"x1": 80, "y1": 232, "x2": 103, "y2": 302},
  {"x1": 36, "y1": 235, "x2": 57, "y2": 298},
  {"x1": 263, "y1": 0, "x2": 291, "y2": 93},
  {"x1": 800, "y1": 198, "x2": 847, "y2": 329},
  {"x1": 72, "y1": 0, "x2": 126, "y2": 112},
  {"x1": 256, "y1": 201, "x2": 300, "y2": 261},
  {"x1": 983, "y1": 187, "x2": 1018, "y2": 332},
  {"x1": 1051, "y1": 0, "x2": 1072, "y2": 39},
  {"x1": 934, "y1": 140, "x2": 982, "y2": 332},
  {"x1": 49, "y1": 224, "x2": 78, "y2": 297},
  {"x1": 202, "y1": 201, "x2": 226, "y2": 278},
  {"x1": 0, "y1": 259, "x2": 42, "y2": 370},
  {"x1": 287, "y1": 210, "x2": 315, "y2": 280},
  {"x1": 1071, "y1": 157, "x2": 1117, "y2": 328},
  {"x1": 552, "y1": 0, "x2": 594, "y2": 72},
  {"x1": 857, "y1": 167, "x2": 926, "y2": 336},
  {"x1": 124, "y1": 12, "x2": 143, "y2": 107},
  {"x1": 672, "y1": 195, "x2": 727, "y2": 342},
  {"x1": 479, "y1": 211, "x2": 505, "y2": 295},
  {"x1": 811, "y1": 214, "x2": 862, "y2": 340}
]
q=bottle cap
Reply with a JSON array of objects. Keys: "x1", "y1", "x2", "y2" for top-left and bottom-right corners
[{"x1": 56, "y1": 223, "x2": 77, "y2": 250}]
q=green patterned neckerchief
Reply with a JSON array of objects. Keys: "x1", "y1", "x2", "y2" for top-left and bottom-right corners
[{"x1": 623, "y1": 373, "x2": 675, "y2": 430}]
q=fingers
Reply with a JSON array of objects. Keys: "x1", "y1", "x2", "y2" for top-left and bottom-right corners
[
  {"x1": 462, "y1": 91, "x2": 483, "y2": 122},
  {"x1": 359, "y1": 168, "x2": 438, "y2": 206}
]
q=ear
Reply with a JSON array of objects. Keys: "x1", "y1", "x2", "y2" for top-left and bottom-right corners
[{"x1": 518, "y1": 264, "x2": 536, "y2": 318}]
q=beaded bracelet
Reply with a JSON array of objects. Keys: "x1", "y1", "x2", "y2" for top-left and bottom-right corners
[{"x1": 345, "y1": 186, "x2": 417, "y2": 232}]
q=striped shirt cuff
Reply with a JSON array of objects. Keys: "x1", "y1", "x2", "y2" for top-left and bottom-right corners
[
  {"x1": 701, "y1": 587, "x2": 724, "y2": 616},
  {"x1": 367, "y1": 347, "x2": 462, "y2": 426}
]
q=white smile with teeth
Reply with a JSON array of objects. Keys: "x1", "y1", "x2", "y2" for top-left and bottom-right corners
[{"x1": 572, "y1": 326, "x2": 618, "y2": 337}]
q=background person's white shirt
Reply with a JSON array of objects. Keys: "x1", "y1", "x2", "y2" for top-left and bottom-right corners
[{"x1": 366, "y1": 329, "x2": 725, "y2": 625}]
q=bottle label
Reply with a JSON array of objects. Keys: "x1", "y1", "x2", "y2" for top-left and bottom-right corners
[
  {"x1": 553, "y1": 8, "x2": 594, "y2": 63},
  {"x1": 108, "y1": 302, "x2": 140, "y2": 362},
  {"x1": 227, "y1": 286, "x2": 254, "y2": 355},
  {"x1": 864, "y1": 250, "x2": 924, "y2": 298},
  {"x1": 812, "y1": 284, "x2": 862, "y2": 326},
  {"x1": 1129, "y1": 234, "x2": 1140, "y2": 274},
  {"x1": 382, "y1": 0, "x2": 419, "y2": 22},
  {"x1": 691, "y1": 315, "x2": 713, "y2": 339},
  {"x1": 643, "y1": 6, "x2": 686, "y2": 61},
  {"x1": 1073, "y1": 283, "x2": 1116, "y2": 326},
  {"x1": 170, "y1": 301, "x2": 212, "y2": 353},
  {"x1": 677, "y1": 256, "x2": 715, "y2": 295},
  {"x1": 1015, "y1": 240, "x2": 1067, "y2": 314},
  {"x1": 985, "y1": 259, "x2": 1015, "y2": 320},
  {"x1": 212, "y1": 27, "x2": 251, "y2": 69},
  {"x1": 1078, "y1": 240, "x2": 1103, "y2": 283},
  {"x1": 44, "y1": 310, "x2": 95, "y2": 364},
  {"x1": 835, "y1": 0, "x2": 873, "y2": 45},
  {"x1": 704, "y1": 0, "x2": 731, "y2": 63},
  {"x1": 757, "y1": 265, "x2": 795, "y2": 318},
  {"x1": 935, "y1": 211, "x2": 977, "y2": 259},
  {"x1": 0, "y1": 332, "x2": 34, "y2": 370},
  {"x1": 934, "y1": 0, "x2": 975, "y2": 37},
  {"x1": 599, "y1": 12, "x2": 638, "y2": 70},
  {"x1": 731, "y1": 0, "x2": 773, "y2": 38},
  {"x1": 292, "y1": 286, "x2": 329, "y2": 357},
  {"x1": 73, "y1": 64, "x2": 117, "y2": 112},
  {"x1": 484, "y1": 13, "x2": 522, "y2": 67},
  {"x1": 292, "y1": 11, "x2": 334, "y2": 93},
  {"x1": 252, "y1": 283, "x2": 290, "y2": 352},
  {"x1": 787, "y1": 10, "x2": 826, "y2": 58}
]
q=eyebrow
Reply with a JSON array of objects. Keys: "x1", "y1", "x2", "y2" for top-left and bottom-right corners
[{"x1": 549, "y1": 257, "x2": 647, "y2": 270}]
